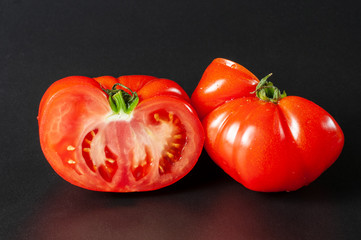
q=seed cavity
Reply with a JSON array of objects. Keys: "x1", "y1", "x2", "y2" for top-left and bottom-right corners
[
  {"x1": 131, "y1": 146, "x2": 152, "y2": 181},
  {"x1": 148, "y1": 110, "x2": 187, "y2": 176},
  {"x1": 81, "y1": 129, "x2": 98, "y2": 172}
]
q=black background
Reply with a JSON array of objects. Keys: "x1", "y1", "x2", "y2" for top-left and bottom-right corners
[{"x1": 1, "y1": 0, "x2": 360, "y2": 239}]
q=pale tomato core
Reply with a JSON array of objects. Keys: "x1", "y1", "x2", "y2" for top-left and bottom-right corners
[{"x1": 73, "y1": 109, "x2": 187, "y2": 185}]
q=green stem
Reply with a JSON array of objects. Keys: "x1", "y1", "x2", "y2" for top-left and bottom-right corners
[
  {"x1": 252, "y1": 73, "x2": 287, "y2": 103},
  {"x1": 101, "y1": 83, "x2": 139, "y2": 114}
]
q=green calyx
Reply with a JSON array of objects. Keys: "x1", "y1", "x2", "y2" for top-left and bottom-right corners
[
  {"x1": 252, "y1": 73, "x2": 287, "y2": 103},
  {"x1": 101, "y1": 83, "x2": 139, "y2": 114}
]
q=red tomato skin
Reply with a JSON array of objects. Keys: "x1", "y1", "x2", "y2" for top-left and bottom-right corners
[
  {"x1": 38, "y1": 75, "x2": 204, "y2": 192},
  {"x1": 191, "y1": 58, "x2": 259, "y2": 119},
  {"x1": 203, "y1": 96, "x2": 344, "y2": 192},
  {"x1": 96, "y1": 75, "x2": 191, "y2": 102},
  {"x1": 136, "y1": 78, "x2": 191, "y2": 103}
]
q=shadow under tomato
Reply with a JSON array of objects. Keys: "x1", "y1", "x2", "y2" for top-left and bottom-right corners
[
  {"x1": 16, "y1": 171, "x2": 343, "y2": 240},
  {"x1": 15, "y1": 150, "x2": 223, "y2": 240}
]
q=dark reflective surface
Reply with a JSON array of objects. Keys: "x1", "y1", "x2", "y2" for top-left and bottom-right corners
[
  {"x1": 16, "y1": 177, "x2": 355, "y2": 240},
  {"x1": 15, "y1": 145, "x2": 361, "y2": 240},
  {"x1": 2, "y1": 0, "x2": 361, "y2": 239}
]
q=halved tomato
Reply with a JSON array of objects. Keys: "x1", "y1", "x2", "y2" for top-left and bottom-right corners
[{"x1": 38, "y1": 75, "x2": 204, "y2": 192}]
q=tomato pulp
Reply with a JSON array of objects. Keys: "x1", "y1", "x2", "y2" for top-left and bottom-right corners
[
  {"x1": 191, "y1": 58, "x2": 344, "y2": 192},
  {"x1": 38, "y1": 75, "x2": 204, "y2": 192}
]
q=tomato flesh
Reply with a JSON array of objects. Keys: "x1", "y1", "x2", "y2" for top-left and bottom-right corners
[
  {"x1": 46, "y1": 105, "x2": 193, "y2": 191},
  {"x1": 75, "y1": 109, "x2": 188, "y2": 183}
]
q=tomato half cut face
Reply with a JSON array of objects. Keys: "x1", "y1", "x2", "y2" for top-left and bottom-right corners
[{"x1": 39, "y1": 76, "x2": 204, "y2": 192}]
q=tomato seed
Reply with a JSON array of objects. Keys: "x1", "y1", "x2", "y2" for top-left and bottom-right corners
[
  {"x1": 169, "y1": 112, "x2": 174, "y2": 122},
  {"x1": 166, "y1": 152, "x2": 174, "y2": 159},
  {"x1": 172, "y1": 143, "x2": 180, "y2": 148},
  {"x1": 154, "y1": 113, "x2": 160, "y2": 121},
  {"x1": 105, "y1": 158, "x2": 115, "y2": 163},
  {"x1": 83, "y1": 148, "x2": 90, "y2": 152},
  {"x1": 67, "y1": 159, "x2": 76, "y2": 164},
  {"x1": 67, "y1": 145, "x2": 75, "y2": 151},
  {"x1": 174, "y1": 134, "x2": 182, "y2": 139}
]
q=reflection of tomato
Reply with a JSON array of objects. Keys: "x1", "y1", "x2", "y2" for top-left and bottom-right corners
[
  {"x1": 192, "y1": 58, "x2": 344, "y2": 192},
  {"x1": 38, "y1": 75, "x2": 204, "y2": 192}
]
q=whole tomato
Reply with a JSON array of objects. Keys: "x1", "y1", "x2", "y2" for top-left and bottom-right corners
[
  {"x1": 38, "y1": 75, "x2": 204, "y2": 192},
  {"x1": 191, "y1": 58, "x2": 344, "y2": 192}
]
